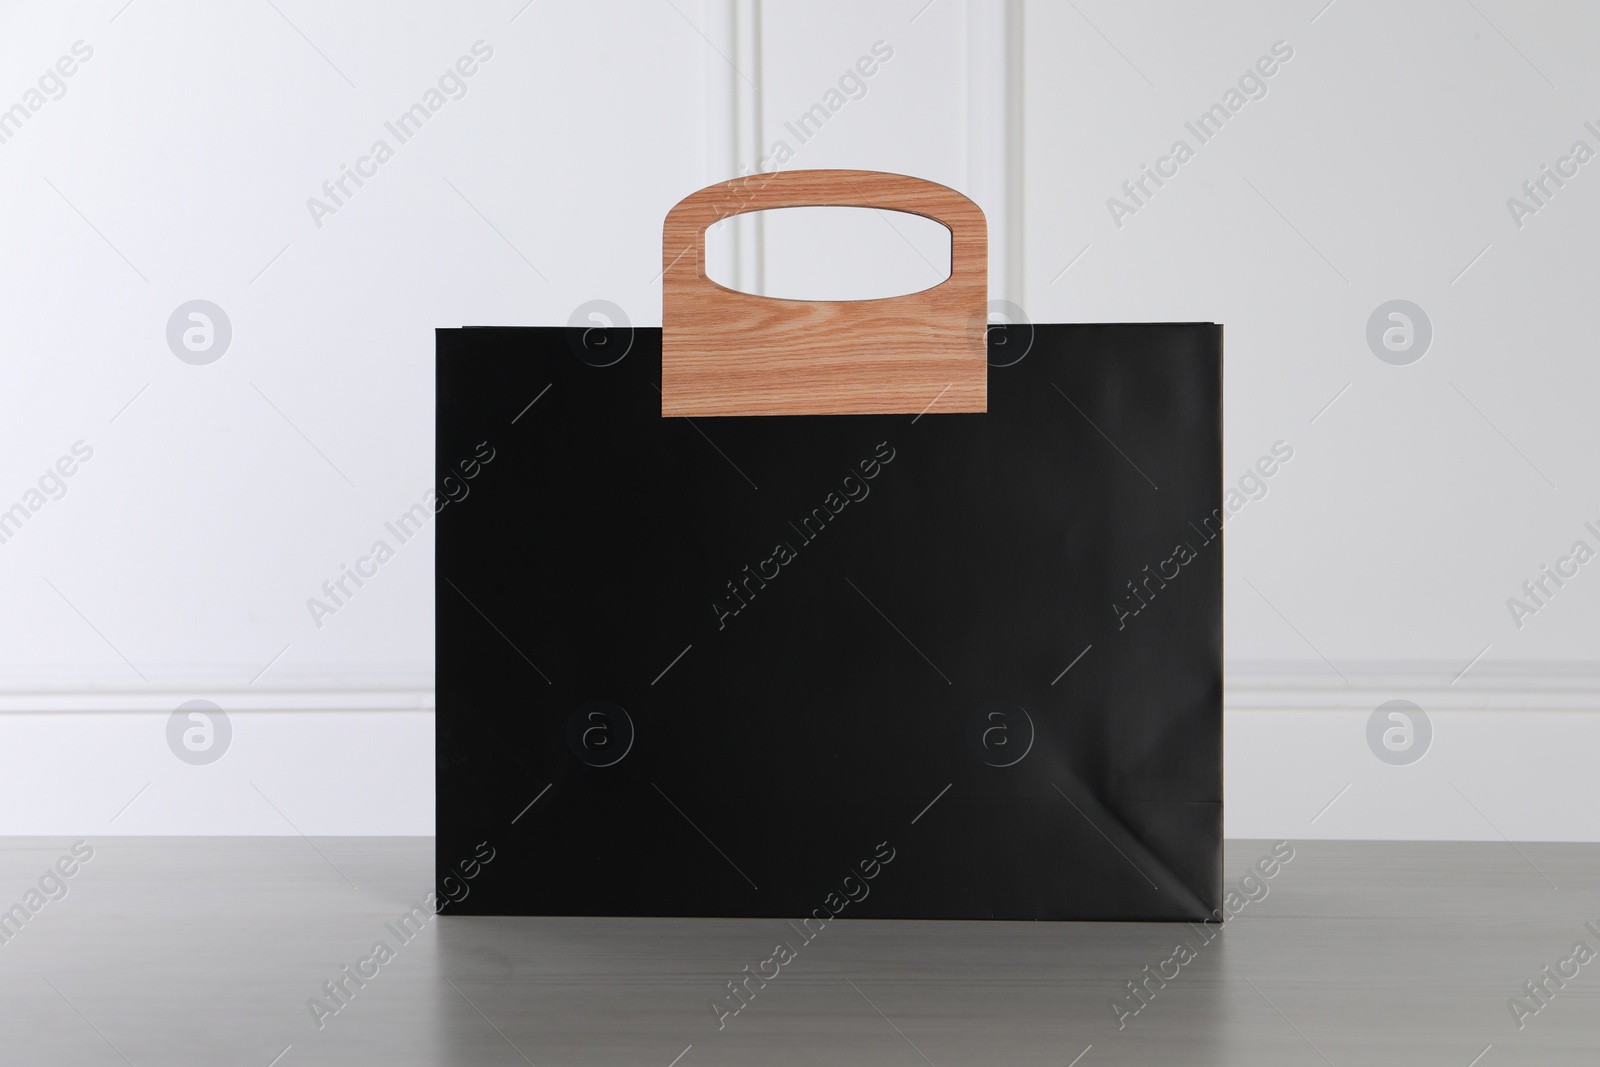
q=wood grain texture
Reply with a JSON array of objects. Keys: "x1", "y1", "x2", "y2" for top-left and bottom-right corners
[
  {"x1": 662, "y1": 169, "x2": 987, "y2": 417},
  {"x1": 6, "y1": 838, "x2": 1597, "y2": 1065}
]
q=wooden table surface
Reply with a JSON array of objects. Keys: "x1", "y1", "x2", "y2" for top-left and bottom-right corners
[{"x1": 2, "y1": 837, "x2": 1595, "y2": 1065}]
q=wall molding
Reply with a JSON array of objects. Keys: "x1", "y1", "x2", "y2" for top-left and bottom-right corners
[
  {"x1": 1226, "y1": 659, "x2": 1600, "y2": 711},
  {"x1": 7, "y1": 660, "x2": 1599, "y2": 713},
  {"x1": 965, "y1": 0, "x2": 1023, "y2": 304},
  {"x1": 702, "y1": 0, "x2": 765, "y2": 294},
  {"x1": 701, "y1": 0, "x2": 1021, "y2": 300},
  {"x1": 0, "y1": 665, "x2": 433, "y2": 712}
]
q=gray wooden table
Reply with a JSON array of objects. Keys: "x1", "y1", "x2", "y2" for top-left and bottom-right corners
[{"x1": 2, "y1": 837, "x2": 1594, "y2": 1065}]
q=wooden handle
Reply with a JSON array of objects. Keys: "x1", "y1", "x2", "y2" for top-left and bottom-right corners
[{"x1": 662, "y1": 169, "x2": 987, "y2": 417}]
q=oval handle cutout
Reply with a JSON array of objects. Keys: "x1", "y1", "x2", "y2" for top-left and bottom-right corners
[{"x1": 704, "y1": 205, "x2": 952, "y2": 301}]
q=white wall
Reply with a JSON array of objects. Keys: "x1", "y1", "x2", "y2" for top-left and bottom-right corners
[
  {"x1": 2, "y1": 0, "x2": 1596, "y2": 839},
  {"x1": 1017, "y1": 0, "x2": 1600, "y2": 839},
  {"x1": 0, "y1": 0, "x2": 709, "y2": 834}
]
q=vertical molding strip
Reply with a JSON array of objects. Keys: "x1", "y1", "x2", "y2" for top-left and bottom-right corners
[
  {"x1": 733, "y1": 0, "x2": 765, "y2": 295},
  {"x1": 702, "y1": 0, "x2": 764, "y2": 295},
  {"x1": 965, "y1": 0, "x2": 1022, "y2": 306},
  {"x1": 1005, "y1": 0, "x2": 1025, "y2": 306},
  {"x1": 703, "y1": 0, "x2": 739, "y2": 288}
]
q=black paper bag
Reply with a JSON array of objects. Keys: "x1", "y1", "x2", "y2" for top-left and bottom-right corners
[
  {"x1": 438, "y1": 169, "x2": 1219, "y2": 921},
  {"x1": 435, "y1": 317, "x2": 1221, "y2": 921}
]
